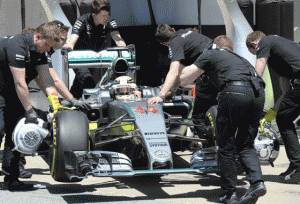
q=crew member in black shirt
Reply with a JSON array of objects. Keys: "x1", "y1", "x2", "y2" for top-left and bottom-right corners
[
  {"x1": 148, "y1": 24, "x2": 214, "y2": 140},
  {"x1": 65, "y1": 0, "x2": 126, "y2": 99},
  {"x1": 0, "y1": 21, "x2": 88, "y2": 191},
  {"x1": 180, "y1": 35, "x2": 267, "y2": 203},
  {"x1": 246, "y1": 31, "x2": 300, "y2": 181}
]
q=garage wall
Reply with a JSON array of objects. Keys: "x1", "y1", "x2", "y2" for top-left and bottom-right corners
[
  {"x1": 0, "y1": 0, "x2": 50, "y2": 37},
  {"x1": 1, "y1": 0, "x2": 299, "y2": 37},
  {"x1": 0, "y1": 0, "x2": 22, "y2": 37},
  {"x1": 295, "y1": 0, "x2": 300, "y2": 27}
]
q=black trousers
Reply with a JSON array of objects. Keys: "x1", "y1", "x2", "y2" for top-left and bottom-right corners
[
  {"x1": 0, "y1": 100, "x2": 5, "y2": 143},
  {"x1": 217, "y1": 84, "x2": 264, "y2": 192},
  {"x1": 1, "y1": 92, "x2": 24, "y2": 181},
  {"x1": 276, "y1": 80, "x2": 300, "y2": 168},
  {"x1": 0, "y1": 99, "x2": 26, "y2": 167},
  {"x1": 0, "y1": 60, "x2": 25, "y2": 180},
  {"x1": 192, "y1": 76, "x2": 218, "y2": 134}
]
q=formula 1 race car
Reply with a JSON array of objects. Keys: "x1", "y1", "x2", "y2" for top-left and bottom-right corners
[{"x1": 14, "y1": 46, "x2": 279, "y2": 182}]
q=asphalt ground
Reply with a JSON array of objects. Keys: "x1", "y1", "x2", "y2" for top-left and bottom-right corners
[{"x1": 0, "y1": 144, "x2": 299, "y2": 204}]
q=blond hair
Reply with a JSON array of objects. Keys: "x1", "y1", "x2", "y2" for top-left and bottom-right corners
[{"x1": 35, "y1": 21, "x2": 64, "y2": 42}]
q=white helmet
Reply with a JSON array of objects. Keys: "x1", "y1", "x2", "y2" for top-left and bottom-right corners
[{"x1": 112, "y1": 76, "x2": 137, "y2": 100}]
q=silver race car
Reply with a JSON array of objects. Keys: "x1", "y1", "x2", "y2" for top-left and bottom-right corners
[{"x1": 13, "y1": 46, "x2": 279, "y2": 182}]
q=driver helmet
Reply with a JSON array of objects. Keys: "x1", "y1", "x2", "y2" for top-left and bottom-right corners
[{"x1": 112, "y1": 76, "x2": 137, "y2": 100}]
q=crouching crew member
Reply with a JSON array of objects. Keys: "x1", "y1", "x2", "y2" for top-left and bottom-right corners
[
  {"x1": 180, "y1": 35, "x2": 266, "y2": 204},
  {"x1": 246, "y1": 31, "x2": 300, "y2": 181}
]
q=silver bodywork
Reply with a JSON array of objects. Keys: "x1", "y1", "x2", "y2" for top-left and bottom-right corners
[{"x1": 20, "y1": 47, "x2": 279, "y2": 182}]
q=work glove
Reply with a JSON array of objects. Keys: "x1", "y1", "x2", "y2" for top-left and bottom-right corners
[
  {"x1": 25, "y1": 108, "x2": 38, "y2": 124},
  {"x1": 260, "y1": 108, "x2": 277, "y2": 134},
  {"x1": 47, "y1": 93, "x2": 72, "y2": 114},
  {"x1": 70, "y1": 98, "x2": 92, "y2": 112},
  {"x1": 61, "y1": 47, "x2": 72, "y2": 55}
]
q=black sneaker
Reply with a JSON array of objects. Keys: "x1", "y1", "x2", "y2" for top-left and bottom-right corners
[
  {"x1": 279, "y1": 164, "x2": 300, "y2": 181},
  {"x1": 3, "y1": 179, "x2": 34, "y2": 191},
  {"x1": 219, "y1": 191, "x2": 239, "y2": 204},
  {"x1": 239, "y1": 182, "x2": 266, "y2": 204},
  {"x1": 19, "y1": 165, "x2": 32, "y2": 179}
]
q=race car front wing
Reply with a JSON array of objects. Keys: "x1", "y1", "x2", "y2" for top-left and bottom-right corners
[{"x1": 62, "y1": 149, "x2": 219, "y2": 181}]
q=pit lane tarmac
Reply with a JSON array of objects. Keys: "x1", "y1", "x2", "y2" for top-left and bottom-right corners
[{"x1": 0, "y1": 146, "x2": 299, "y2": 204}]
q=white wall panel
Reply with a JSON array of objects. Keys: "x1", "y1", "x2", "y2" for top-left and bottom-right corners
[
  {"x1": 0, "y1": 0, "x2": 22, "y2": 37},
  {"x1": 109, "y1": 0, "x2": 151, "y2": 26}
]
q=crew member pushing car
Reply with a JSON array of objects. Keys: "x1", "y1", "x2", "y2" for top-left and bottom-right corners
[
  {"x1": 180, "y1": 35, "x2": 266, "y2": 204},
  {"x1": 246, "y1": 31, "x2": 300, "y2": 181},
  {"x1": 148, "y1": 24, "x2": 214, "y2": 140},
  {"x1": 65, "y1": 0, "x2": 127, "y2": 99}
]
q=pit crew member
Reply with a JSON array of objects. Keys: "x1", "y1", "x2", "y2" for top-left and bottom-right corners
[
  {"x1": 180, "y1": 35, "x2": 266, "y2": 203},
  {"x1": 246, "y1": 31, "x2": 300, "y2": 181},
  {"x1": 65, "y1": 0, "x2": 127, "y2": 99},
  {"x1": 0, "y1": 21, "x2": 77, "y2": 191},
  {"x1": 148, "y1": 23, "x2": 213, "y2": 139},
  {"x1": 35, "y1": 21, "x2": 91, "y2": 112}
]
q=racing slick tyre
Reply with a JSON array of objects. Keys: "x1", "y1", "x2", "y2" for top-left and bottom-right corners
[
  {"x1": 204, "y1": 105, "x2": 245, "y2": 175},
  {"x1": 50, "y1": 110, "x2": 89, "y2": 182},
  {"x1": 205, "y1": 105, "x2": 218, "y2": 147}
]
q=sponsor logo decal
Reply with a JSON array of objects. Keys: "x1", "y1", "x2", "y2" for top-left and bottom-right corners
[
  {"x1": 149, "y1": 142, "x2": 168, "y2": 147},
  {"x1": 16, "y1": 54, "x2": 25, "y2": 61},
  {"x1": 74, "y1": 20, "x2": 83, "y2": 31},
  {"x1": 168, "y1": 46, "x2": 172, "y2": 59},
  {"x1": 87, "y1": 25, "x2": 92, "y2": 31},
  {"x1": 109, "y1": 20, "x2": 117, "y2": 28},
  {"x1": 154, "y1": 150, "x2": 170, "y2": 158},
  {"x1": 3, "y1": 36, "x2": 14, "y2": 39},
  {"x1": 181, "y1": 30, "x2": 192, "y2": 38},
  {"x1": 145, "y1": 132, "x2": 165, "y2": 135},
  {"x1": 146, "y1": 137, "x2": 167, "y2": 140}
]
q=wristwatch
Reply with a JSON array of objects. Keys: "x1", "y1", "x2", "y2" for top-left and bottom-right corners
[{"x1": 157, "y1": 93, "x2": 165, "y2": 100}]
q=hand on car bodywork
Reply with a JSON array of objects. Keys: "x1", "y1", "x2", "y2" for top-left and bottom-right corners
[
  {"x1": 48, "y1": 93, "x2": 72, "y2": 114},
  {"x1": 24, "y1": 108, "x2": 38, "y2": 124},
  {"x1": 148, "y1": 96, "x2": 163, "y2": 104},
  {"x1": 70, "y1": 98, "x2": 92, "y2": 112}
]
